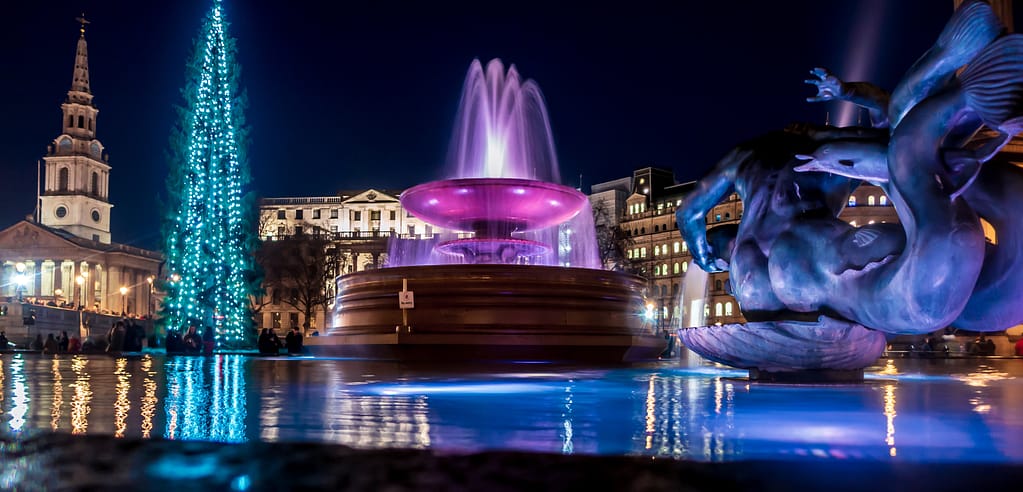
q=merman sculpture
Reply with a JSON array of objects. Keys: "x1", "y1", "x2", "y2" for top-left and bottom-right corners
[{"x1": 676, "y1": 0, "x2": 1023, "y2": 376}]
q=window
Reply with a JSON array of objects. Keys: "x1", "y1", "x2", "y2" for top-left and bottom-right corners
[
  {"x1": 277, "y1": 209, "x2": 285, "y2": 219},
  {"x1": 55, "y1": 206, "x2": 67, "y2": 218},
  {"x1": 654, "y1": 245, "x2": 660, "y2": 256},
  {"x1": 67, "y1": 115, "x2": 74, "y2": 128},
  {"x1": 640, "y1": 247, "x2": 647, "y2": 258},
  {"x1": 371, "y1": 211, "x2": 381, "y2": 221},
  {"x1": 271, "y1": 312, "x2": 281, "y2": 328},
  {"x1": 88, "y1": 118, "x2": 93, "y2": 131},
  {"x1": 715, "y1": 302, "x2": 723, "y2": 317},
  {"x1": 353, "y1": 211, "x2": 362, "y2": 221},
  {"x1": 674, "y1": 242, "x2": 680, "y2": 253},
  {"x1": 277, "y1": 226, "x2": 285, "y2": 237},
  {"x1": 640, "y1": 227, "x2": 645, "y2": 234},
  {"x1": 424, "y1": 225, "x2": 433, "y2": 237},
  {"x1": 715, "y1": 280, "x2": 723, "y2": 291},
  {"x1": 289, "y1": 312, "x2": 299, "y2": 328},
  {"x1": 390, "y1": 211, "x2": 397, "y2": 220},
  {"x1": 295, "y1": 209, "x2": 304, "y2": 219},
  {"x1": 725, "y1": 212, "x2": 731, "y2": 219},
  {"x1": 627, "y1": 250, "x2": 633, "y2": 259},
  {"x1": 294, "y1": 226, "x2": 303, "y2": 235},
  {"x1": 91, "y1": 172, "x2": 99, "y2": 195},
  {"x1": 848, "y1": 196, "x2": 857, "y2": 206},
  {"x1": 313, "y1": 209, "x2": 321, "y2": 219},
  {"x1": 868, "y1": 195, "x2": 876, "y2": 206},
  {"x1": 662, "y1": 243, "x2": 668, "y2": 255},
  {"x1": 271, "y1": 289, "x2": 281, "y2": 305},
  {"x1": 78, "y1": 115, "x2": 84, "y2": 128},
  {"x1": 682, "y1": 241, "x2": 688, "y2": 253},
  {"x1": 408, "y1": 225, "x2": 415, "y2": 235},
  {"x1": 662, "y1": 264, "x2": 667, "y2": 276},
  {"x1": 329, "y1": 209, "x2": 339, "y2": 219},
  {"x1": 629, "y1": 204, "x2": 634, "y2": 215},
  {"x1": 59, "y1": 168, "x2": 69, "y2": 191},
  {"x1": 879, "y1": 195, "x2": 888, "y2": 206},
  {"x1": 714, "y1": 214, "x2": 721, "y2": 222},
  {"x1": 674, "y1": 262, "x2": 680, "y2": 274},
  {"x1": 290, "y1": 289, "x2": 299, "y2": 304},
  {"x1": 654, "y1": 265, "x2": 660, "y2": 275},
  {"x1": 682, "y1": 262, "x2": 688, "y2": 273},
  {"x1": 725, "y1": 302, "x2": 733, "y2": 316}
]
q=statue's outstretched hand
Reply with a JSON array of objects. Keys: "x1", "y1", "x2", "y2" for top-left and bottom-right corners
[{"x1": 805, "y1": 67, "x2": 845, "y2": 103}]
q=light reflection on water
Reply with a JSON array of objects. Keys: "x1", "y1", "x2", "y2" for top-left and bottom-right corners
[{"x1": 0, "y1": 354, "x2": 1021, "y2": 462}]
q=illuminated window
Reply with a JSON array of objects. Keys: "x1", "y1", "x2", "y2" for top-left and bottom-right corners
[
  {"x1": 674, "y1": 262, "x2": 680, "y2": 274},
  {"x1": 715, "y1": 214, "x2": 721, "y2": 222},
  {"x1": 848, "y1": 196, "x2": 857, "y2": 206},
  {"x1": 662, "y1": 263, "x2": 667, "y2": 276},
  {"x1": 662, "y1": 243, "x2": 668, "y2": 255},
  {"x1": 868, "y1": 195, "x2": 876, "y2": 206},
  {"x1": 715, "y1": 302, "x2": 723, "y2": 317},
  {"x1": 654, "y1": 245, "x2": 660, "y2": 256},
  {"x1": 674, "y1": 241, "x2": 680, "y2": 253},
  {"x1": 725, "y1": 302, "x2": 733, "y2": 316},
  {"x1": 682, "y1": 241, "x2": 688, "y2": 253},
  {"x1": 641, "y1": 247, "x2": 647, "y2": 258},
  {"x1": 682, "y1": 262, "x2": 688, "y2": 273},
  {"x1": 879, "y1": 195, "x2": 888, "y2": 206},
  {"x1": 627, "y1": 250, "x2": 633, "y2": 259},
  {"x1": 654, "y1": 265, "x2": 661, "y2": 275}
]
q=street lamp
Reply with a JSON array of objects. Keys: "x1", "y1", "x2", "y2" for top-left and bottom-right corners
[
  {"x1": 119, "y1": 286, "x2": 128, "y2": 316},
  {"x1": 14, "y1": 262, "x2": 26, "y2": 302},
  {"x1": 146, "y1": 275, "x2": 155, "y2": 318},
  {"x1": 75, "y1": 275, "x2": 85, "y2": 309}
]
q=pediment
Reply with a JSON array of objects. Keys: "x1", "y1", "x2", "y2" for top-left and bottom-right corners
[
  {"x1": 0, "y1": 221, "x2": 80, "y2": 251},
  {"x1": 343, "y1": 188, "x2": 399, "y2": 204}
]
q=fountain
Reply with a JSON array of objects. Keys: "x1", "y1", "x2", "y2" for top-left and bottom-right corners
[{"x1": 308, "y1": 59, "x2": 666, "y2": 361}]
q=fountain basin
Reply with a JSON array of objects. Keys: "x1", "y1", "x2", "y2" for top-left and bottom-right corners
[
  {"x1": 401, "y1": 178, "x2": 589, "y2": 233},
  {"x1": 307, "y1": 264, "x2": 666, "y2": 362}
]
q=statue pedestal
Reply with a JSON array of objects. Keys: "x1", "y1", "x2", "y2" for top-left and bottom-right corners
[
  {"x1": 679, "y1": 318, "x2": 886, "y2": 374},
  {"x1": 749, "y1": 368, "x2": 864, "y2": 383}
]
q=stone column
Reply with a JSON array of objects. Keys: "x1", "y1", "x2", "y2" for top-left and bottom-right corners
[{"x1": 41, "y1": 260, "x2": 56, "y2": 297}]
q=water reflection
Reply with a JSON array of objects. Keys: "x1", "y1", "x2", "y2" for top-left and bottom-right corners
[
  {"x1": 69, "y1": 356, "x2": 92, "y2": 434},
  {"x1": 114, "y1": 358, "x2": 130, "y2": 438},
  {"x1": 0, "y1": 354, "x2": 1020, "y2": 463},
  {"x1": 8, "y1": 355, "x2": 28, "y2": 432}
]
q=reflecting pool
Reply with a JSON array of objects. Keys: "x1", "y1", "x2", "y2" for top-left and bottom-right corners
[{"x1": 0, "y1": 353, "x2": 1020, "y2": 463}]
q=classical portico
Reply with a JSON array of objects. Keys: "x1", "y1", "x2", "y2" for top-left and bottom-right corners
[{"x1": 0, "y1": 221, "x2": 161, "y2": 315}]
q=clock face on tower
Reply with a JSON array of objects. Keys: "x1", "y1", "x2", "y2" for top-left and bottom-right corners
[
  {"x1": 91, "y1": 210, "x2": 101, "y2": 222},
  {"x1": 56, "y1": 206, "x2": 68, "y2": 218}
]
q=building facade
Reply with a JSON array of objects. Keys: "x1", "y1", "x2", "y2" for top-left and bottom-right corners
[{"x1": 256, "y1": 189, "x2": 445, "y2": 332}]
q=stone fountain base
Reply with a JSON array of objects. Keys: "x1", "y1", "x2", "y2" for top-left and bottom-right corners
[
  {"x1": 678, "y1": 317, "x2": 887, "y2": 381},
  {"x1": 307, "y1": 265, "x2": 666, "y2": 363}
]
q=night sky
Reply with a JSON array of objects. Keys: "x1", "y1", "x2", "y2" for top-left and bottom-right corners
[{"x1": 1, "y1": 0, "x2": 1002, "y2": 250}]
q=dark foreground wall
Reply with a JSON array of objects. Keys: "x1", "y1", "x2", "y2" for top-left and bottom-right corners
[{"x1": 2, "y1": 433, "x2": 1021, "y2": 491}]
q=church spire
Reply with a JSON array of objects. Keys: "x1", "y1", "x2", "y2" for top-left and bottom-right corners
[{"x1": 70, "y1": 14, "x2": 91, "y2": 98}]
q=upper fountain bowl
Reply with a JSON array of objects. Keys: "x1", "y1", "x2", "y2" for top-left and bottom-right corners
[{"x1": 401, "y1": 177, "x2": 589, "y2": 233}]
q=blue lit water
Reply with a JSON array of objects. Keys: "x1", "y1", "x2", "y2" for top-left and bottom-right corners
[{"x1": 0, "y1": 353, "x2": 1020, "y2": 463}]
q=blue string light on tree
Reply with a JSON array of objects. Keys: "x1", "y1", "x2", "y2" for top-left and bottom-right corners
[{"x1": 162, "y1": 0, "x2": 258, "y2": 348}]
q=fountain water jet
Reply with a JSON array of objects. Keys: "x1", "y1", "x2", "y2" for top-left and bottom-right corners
[{"x1": 308, "y1": 59, "x2": 664, "y2": 361}]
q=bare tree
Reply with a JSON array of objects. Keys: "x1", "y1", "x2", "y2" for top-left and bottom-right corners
[
  {"x1": 592, "y1": 199, "x2": 635, "y2": 272},
  {"x1": 255, "y1": 224, "x2": 343, "y2": 334}
]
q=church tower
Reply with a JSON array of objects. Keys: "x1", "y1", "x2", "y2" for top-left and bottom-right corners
[{"x1": 39, "y1": 15, "x2": 113, "y2": 244}]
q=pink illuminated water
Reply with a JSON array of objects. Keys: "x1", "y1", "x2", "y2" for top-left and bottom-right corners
[{"x1": 388, "y1": 59, "x2": 600, "y2": 268}]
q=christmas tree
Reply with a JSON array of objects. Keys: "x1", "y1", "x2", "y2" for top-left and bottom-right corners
[{"x1": 162, "y1": 0, "x2": 257, "y2": 348}]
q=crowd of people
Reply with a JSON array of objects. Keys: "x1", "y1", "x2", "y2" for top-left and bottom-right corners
[{"x1": 164, "y1": 324, "x2": 215, "y2": 355}]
